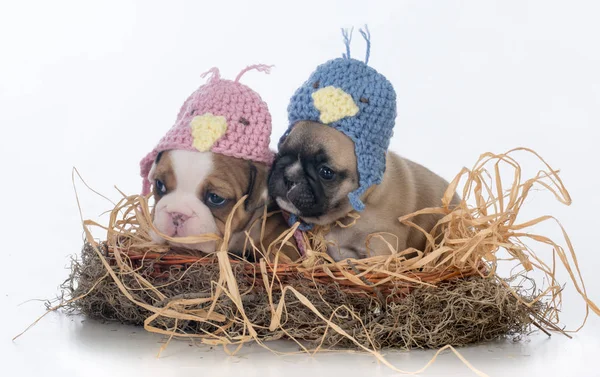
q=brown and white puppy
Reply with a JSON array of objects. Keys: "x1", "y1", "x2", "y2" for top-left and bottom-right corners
[
  {"x1": 148, "y1": 149, "x2": 299, "y2": 261},
  {"x1": 268, "y1": 121, "x2": 460, "y2": 261}
]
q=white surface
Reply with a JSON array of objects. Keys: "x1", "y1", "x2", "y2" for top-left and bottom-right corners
[
  {"x1": 1, "y1": 1, "x2": 599, "y2": 376},
  {"x1": 5, "y1": 314, "x2": 600, "y2": 377}
]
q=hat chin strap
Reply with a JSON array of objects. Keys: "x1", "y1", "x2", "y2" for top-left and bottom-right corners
[
  {"x1": 286, "y1": 212, "x2": 314, "y2": 231},
  {"x1": 348, "y1": 190, "x2": 366, "y2": 212}
]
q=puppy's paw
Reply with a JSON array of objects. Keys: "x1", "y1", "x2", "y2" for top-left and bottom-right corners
[{"x1": 149, "y1": 229, "x2": 166, "y2": 245}]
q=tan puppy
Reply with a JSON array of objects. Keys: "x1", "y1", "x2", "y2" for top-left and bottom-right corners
[
  {"x1": 268, "y1": 121, "x2": 459, "y2": 261},
  {"x1": 148, "y1": 149, "x2": 299, "y2": 261}
]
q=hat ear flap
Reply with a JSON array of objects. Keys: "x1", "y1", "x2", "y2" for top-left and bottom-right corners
[
  {"x1": 244, "y1": 161, "x2": 269, "y2": 213},
  {"x1": 348, "y1": 190, "x2": 366, "y2": 212}
]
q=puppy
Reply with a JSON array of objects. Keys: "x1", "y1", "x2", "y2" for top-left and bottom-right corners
[
  {"x1": 148, "y1": 149, "x2": 299, "y2": 261},
  {"x1": 269, "y1": 121, "x2": 460, "y2": 261}
]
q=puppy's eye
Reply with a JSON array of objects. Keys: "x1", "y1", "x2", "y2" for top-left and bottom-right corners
[
  {"x1": 206, "y1": 192, "x2": 227, "y2": 207},
  {"x1": 155, "y1": 179, "x2": 167, "y2": 195},
  {"x1": 239, "y1": 117, "x2": 250, "y2": 126},
  {"x1": 312, "y1": 80, "x2": 320, "y2": 89},
  {"x1": 359, "y1": 97, "x2": 369, "y2": 104},
  {"x1": 318, "y1": 166, "x2": 335, "y2": 181}
]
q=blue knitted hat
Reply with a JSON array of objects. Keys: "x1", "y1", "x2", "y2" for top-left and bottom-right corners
[{"x1": 285, "y1": 27, "x2": 397, "y2": 211}]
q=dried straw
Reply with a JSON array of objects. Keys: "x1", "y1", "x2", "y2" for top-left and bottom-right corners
[
  {"x1": 15, "y1": 148, "x2": 599, "y2": 376},
  {"x1": 64, "y1": 242, "x2": 539, "y2": 349}
]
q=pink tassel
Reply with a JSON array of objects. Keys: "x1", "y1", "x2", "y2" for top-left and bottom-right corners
[
  {"x1": 200, "y1": 67, "x2": 221, "y2": 83},
  {"x1": 235, "y1": 64, "x2": 274, "y2": 83}
]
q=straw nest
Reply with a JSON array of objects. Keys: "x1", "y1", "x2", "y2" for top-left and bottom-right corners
[{"x1": 57, "y1": 148, "x2": 598, "y2": 362}]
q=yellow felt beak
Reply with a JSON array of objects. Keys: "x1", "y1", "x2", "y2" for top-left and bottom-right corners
[
  {"x1": 190, "y1": 113, "x2": 228, "y2": 152},
  {"x1": 311, "y1": 86, "x2": 359, "y2": 124}
]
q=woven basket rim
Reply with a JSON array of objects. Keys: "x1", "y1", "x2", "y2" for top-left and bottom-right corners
[{"x1": 105, "y1": 243, "x2": 487, "y2": 296}]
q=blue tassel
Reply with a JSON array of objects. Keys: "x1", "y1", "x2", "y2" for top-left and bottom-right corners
[
  {"x1": 341, "y1": 27, "x2": 354, "y2": 59},
  {"x1": 359, "y1": 25, "x2": 371, "y2": 64}
]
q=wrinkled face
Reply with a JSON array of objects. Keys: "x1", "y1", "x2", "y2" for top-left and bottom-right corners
[
  {"x1": 148, "y1": 150, "x2": 268, "y2": 252},
  {"x1": 268, "y1": 121, "x2": 359, "y2": 225}
]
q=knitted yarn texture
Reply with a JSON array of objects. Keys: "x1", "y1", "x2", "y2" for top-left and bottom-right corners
[
  {"x1": 286, "y1": 29, "x2": 397, "y2": 211},
  {"x1": 140, "y1": 65, "x2": 274, "y2": 195}
]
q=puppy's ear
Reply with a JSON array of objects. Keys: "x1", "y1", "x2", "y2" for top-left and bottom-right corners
[
  {"x1": 148, "y1": 151, "x2": 165, "y2": 180},
  {"x1": 244, "y1": 161, "x2": 269, "y2": 213},
  {"x1": 155, "y1": 151, "x2": 164, "y2": 164}
]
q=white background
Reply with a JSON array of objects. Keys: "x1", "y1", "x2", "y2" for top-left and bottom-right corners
[{"x1": 1, "y1": 0, "x2": 599, "y2": 376}]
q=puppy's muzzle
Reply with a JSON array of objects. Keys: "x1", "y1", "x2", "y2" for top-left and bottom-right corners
[
  {"x1": 285, "y1": 180, "x2": 316, "y2": 210},
  {"x1": 282, "y1": 166, "x2": 319, "y2": 213},
  {"x1": 269, "y1": 152, "x2": 326, "y2": 218}
]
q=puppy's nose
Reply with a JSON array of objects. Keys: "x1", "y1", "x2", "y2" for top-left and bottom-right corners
[
  {"x1": 283, "y1": 174, "x2": 296, "y2": 190},
  {"x1": 169, "y1": 212, "x2": 190, "y2": 227}
]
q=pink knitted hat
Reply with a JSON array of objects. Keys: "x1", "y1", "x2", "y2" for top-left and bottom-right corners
[{"x1": 140, "y1": 65, "x2": 275, "y2": 195}]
